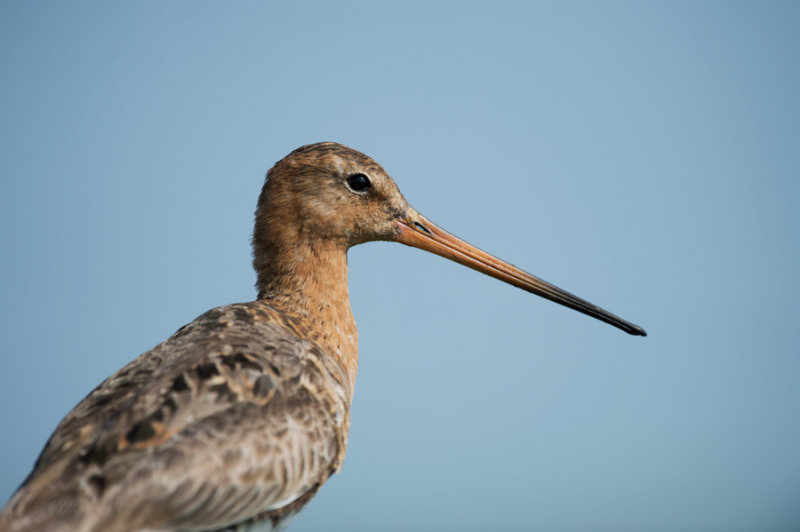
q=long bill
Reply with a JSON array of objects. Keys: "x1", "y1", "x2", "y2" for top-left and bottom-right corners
[{"x1": 393, "y1": 210, "x2": 646, "y2": 337}]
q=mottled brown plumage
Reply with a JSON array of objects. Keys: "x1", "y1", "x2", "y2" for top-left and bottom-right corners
[{"x1": 0, "y1": 142, "x2": 645, "y2": 532}]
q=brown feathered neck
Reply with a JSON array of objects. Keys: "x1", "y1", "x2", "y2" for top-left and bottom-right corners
[{"x1": 251, "y1": 150, "x2": 361, "y2": 386}]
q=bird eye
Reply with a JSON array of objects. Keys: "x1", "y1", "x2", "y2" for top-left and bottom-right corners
[{"x1": 346, "y1": 173, "x2": 371, "y2": 192}]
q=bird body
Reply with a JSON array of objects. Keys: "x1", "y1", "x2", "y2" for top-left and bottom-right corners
[
  {"x1": 3, "y1": 300, "x2": 353, "y2": 531},
  {"x1": 1, "y1": 143, "x2": 645, "y2": 531}
]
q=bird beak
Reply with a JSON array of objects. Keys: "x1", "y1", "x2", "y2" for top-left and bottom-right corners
[{"x1": 393, "y1": 210, "x2": 646, "y2": 336}]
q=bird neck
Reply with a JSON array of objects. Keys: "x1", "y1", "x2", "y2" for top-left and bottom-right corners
[{"x1": 255, "y1": 239, "x2": 359, "y2": 390}]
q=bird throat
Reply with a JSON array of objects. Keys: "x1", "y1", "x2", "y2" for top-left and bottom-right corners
[{"x1": 256, "y1": 240, "x2": 359, "y2": 390}]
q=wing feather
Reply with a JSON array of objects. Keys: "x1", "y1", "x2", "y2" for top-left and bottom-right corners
[{"x1": 1, "y1": 303, "x2": 351, "y2": 532}]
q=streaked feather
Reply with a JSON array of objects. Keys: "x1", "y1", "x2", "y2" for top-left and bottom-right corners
[{"x1": 1, "y1": 303, "x2": 350, "y2": 531}]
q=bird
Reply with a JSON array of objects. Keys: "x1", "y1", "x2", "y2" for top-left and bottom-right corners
[{"x1": 0, "y1": 142, "x2": 646, "y2": 532}]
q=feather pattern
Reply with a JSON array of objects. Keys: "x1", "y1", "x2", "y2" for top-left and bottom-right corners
[{"x1": 2, "y1": 303, "x2": 350, "y2": 531}]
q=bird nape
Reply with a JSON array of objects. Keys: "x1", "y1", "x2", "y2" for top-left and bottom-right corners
[{"x1": 0, "y1": 142, "x2": 646, "y2": 532}]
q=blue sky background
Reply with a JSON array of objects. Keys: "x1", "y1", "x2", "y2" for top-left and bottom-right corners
[{"x1": 1, "y1": 2, "x2": 799, "y2": 531}]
